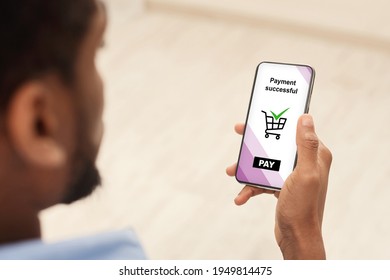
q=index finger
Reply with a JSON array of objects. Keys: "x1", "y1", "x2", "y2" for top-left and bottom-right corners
[{"x1": 235, "y1": 123, "x2": 245, "y2": 135}]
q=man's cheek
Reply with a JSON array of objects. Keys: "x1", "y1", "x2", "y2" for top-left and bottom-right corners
[{"x1": 93, "y1": 120, "x2": 104, "y2": 157}]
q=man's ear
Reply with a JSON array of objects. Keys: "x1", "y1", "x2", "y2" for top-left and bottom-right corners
[{"x1": 6, "y1": 81, "x2": 66, "y2": 168}]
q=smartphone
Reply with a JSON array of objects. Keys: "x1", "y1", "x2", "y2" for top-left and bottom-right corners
[{"x1": 235, "y1": 61, "x2": 315, "y2": 191}]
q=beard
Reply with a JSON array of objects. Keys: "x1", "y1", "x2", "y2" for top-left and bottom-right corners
[
  {"x1": 59, "y1": 81, "x2": 104, "y2": 204},
  {"x1": 60, "y1": 101, "x2": 102, "y2": 204},
  {"x1": 60, "y1": 153, "x2": 101, "y2": 204}
]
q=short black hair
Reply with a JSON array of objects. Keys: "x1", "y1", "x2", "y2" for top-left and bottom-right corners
[{"x1": 0, "y1": 0, "x2": 97, "y2": 111}]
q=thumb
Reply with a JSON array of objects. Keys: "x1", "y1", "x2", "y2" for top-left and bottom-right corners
[{"x1": 295, "y1": 114, "x2": 319, "y2": 171}]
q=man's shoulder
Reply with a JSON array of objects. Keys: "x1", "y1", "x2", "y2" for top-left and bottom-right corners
[{"x1": 0, "y1": 228, "x2": 147, "y2": 260}]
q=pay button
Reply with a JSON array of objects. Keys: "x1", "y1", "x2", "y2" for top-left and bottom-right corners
[{"x1": 252, "y1": 156, "x2": 281, "y2": 171}]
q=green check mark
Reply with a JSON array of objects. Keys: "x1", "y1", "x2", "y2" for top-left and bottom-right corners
[{"x1": 270, "y1": 108, "x2": 290, "y2": 120}]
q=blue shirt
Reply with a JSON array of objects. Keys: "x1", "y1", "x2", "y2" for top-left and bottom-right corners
[{"x1": 0, "y1": 229, "x2": 147, "y2": 260}]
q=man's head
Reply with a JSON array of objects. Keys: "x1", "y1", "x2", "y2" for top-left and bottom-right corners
[{"x1": 0, "y1": 0, "x2": 107, "y2": 222}]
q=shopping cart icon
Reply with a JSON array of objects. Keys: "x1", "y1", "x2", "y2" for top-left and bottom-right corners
[{"x1": 261, "y1": 110, "x2": 287, "y2": 140}]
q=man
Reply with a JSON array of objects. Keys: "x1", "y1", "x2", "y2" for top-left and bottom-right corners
[
  {"x1": 0, "y1": 0, "x2": 332, "y2": 259},
  {"x1": 0, "y1": 0, "x2": 144, "y2": 259}
]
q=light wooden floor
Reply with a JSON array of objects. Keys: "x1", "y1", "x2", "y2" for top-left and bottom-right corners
[{"x1": 40, "y1": 0, "x2": 390, "y2": 259}]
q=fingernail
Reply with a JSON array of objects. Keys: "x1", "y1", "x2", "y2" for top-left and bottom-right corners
[{"x1": 302, "y1": 114, "x2": 314, "y2": 127}]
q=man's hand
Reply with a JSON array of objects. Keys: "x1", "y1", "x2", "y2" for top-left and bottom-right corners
[{"x1": 226, "y1": 114, "x2": 332, "y2": 259}]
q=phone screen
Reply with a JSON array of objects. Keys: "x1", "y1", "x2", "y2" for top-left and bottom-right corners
[{"x1": 236, "y1": 61, "x2": 315, "y2": 190}]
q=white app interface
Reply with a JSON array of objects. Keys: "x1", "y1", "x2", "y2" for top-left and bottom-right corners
[{"x1": 236, "y1": 62, "x2": 313, "y2": 189}]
